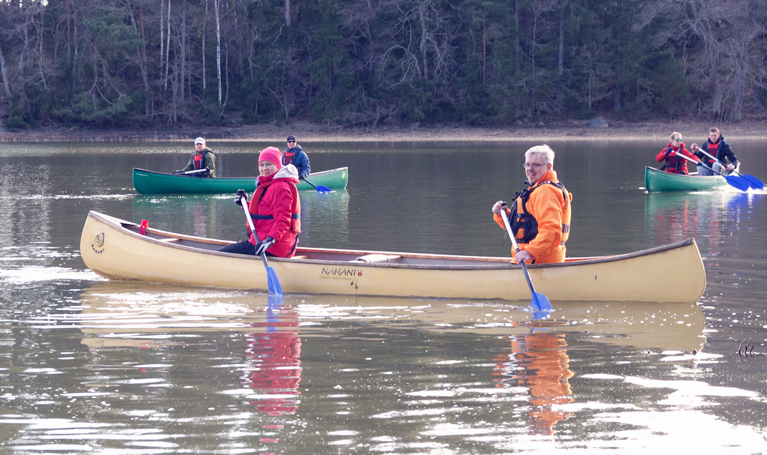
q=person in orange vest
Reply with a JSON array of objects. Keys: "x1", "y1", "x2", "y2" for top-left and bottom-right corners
[
  {"x1": 656, "y1": 132, "x2": 698, "y2": 175},
  {"x1": 219, "y1": 147, "x2": 301, "y2": 258},
  {"x1": 491, "y1": 145, "x2": 572, "y2": 264},
  {"x1": 177, "y1": 137, "x2": 216, "y2": 177},
  {"x1": 691, "y1": 127, "x2": 738, "y2": 176}
]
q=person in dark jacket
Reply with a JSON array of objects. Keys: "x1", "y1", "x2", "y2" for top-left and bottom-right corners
[
  {"x1": 282, "y1": 135, "x2": 310, "y2": 179},
  {"x1": 178, "y1": 137, "x2": 216, "y2": 177},
  {"x1": 691, "y1": 127, "x2": 738, "y2": 176}
]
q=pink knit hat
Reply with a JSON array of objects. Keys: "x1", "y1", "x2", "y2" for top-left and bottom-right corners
[{"x1": 258, "y1": 147, "x2": 282, "y2": 169}]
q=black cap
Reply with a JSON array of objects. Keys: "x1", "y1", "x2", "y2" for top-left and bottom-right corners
[{"x1": 287, "y1": 135, "x2": 296, "y2": 141}]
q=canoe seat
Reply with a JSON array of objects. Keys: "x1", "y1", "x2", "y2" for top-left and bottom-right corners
[
  {"x1": 159, "y1": 238, "x2": 181, "y2": 243},
  {"x1": 353, "y1": 254, "x2": 401, "y2": 263},
  {"x1": 291, "y1": 255, "x2": 308, "y2": 259}
]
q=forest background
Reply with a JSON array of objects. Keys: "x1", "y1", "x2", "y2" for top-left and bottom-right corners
[{"x1": 0, "y1": 0, "x2": 766, "y2": 138}]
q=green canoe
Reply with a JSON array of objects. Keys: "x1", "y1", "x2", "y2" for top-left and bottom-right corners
[
  {"x1": 644, "y1": 166, "x2": 730, "y2": 193},
  {"x1": 133, "y1": 167, "x2": 348, "y2": 195}
]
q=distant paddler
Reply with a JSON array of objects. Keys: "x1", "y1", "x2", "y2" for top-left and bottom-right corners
[
  {"x1": 690, "y1": 127, "x2": 738, "y2": 176},
  {"x1": 656, "y1": 132, "x2": 699, "y2": 175},
  {"x1": 491, "y1": 144, "x2": 573, "y2": 265},
  {"x1": 175, "y1": 137, "x2": 216, "y2": 177}
]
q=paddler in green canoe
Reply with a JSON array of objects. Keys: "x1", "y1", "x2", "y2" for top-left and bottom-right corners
[{"x1": 176, "y1": 137, "x2": 217, "y2": 177}]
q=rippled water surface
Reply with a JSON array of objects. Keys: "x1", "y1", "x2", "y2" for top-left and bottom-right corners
[{"x1": 1, "y1": 140, "x2": 766, "y2": 454}]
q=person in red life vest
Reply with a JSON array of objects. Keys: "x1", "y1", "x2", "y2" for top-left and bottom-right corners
[
  {"x1": 491, "y1": 145, "x2": 572, "y2": 264},
  {"x1": 177, "y1": 137, "x2": 216, "y2": 177},
  {"x1": 283, "y1": 135, "x2": 311, "y2": 180},
  {"x1": 218, "y1": 147, "x2": 301, "y2": 258},
  {"x1": 690, "y1": 127, "x2": 739, "y2": 176},
  {"x1": 656, "y1": 132, "x2": 698, "y2": 175}
]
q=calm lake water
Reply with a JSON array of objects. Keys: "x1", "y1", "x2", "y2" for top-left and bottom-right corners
[{"x1": 1, "y1": 140, "x2": 766, "y2": 454}]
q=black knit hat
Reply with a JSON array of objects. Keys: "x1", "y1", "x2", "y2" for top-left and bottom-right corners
[{"x1": 287, "y1": 135, "x2": 296, "y2": 141}]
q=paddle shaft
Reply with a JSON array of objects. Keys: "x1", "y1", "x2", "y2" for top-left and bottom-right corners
[
  {"x1": 239, "y1": 196, "x2": 284, "y2": 295},
  {"x1": 674, "y1": 152, "x2": 721, "y2": 176},
  {"x1": 693, "y1": 147, "x2": 732, "y2": 171},
  {"x1": 500, "y1": 203, "x2": 541, "y2": 296},
  {"x1": 239, "y1": 198, "x2": 271, "y2": 269},
  {"x1": 179, "y1": 168, "x2": 209, "y2": 175}
]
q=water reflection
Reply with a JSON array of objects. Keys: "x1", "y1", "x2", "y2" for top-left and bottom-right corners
[
  {"x1": 244, "y1": 297, "x2": 302, "y2": 417},
  {"x1": 132, "y1": 194, "x2": 229, "y2": 239},
  {"x1": 494, "y1": 331, "x2": 574, "y2": 435},
  {"x1": 644, "y1": 191, "x2": 760, "y2": 248}
]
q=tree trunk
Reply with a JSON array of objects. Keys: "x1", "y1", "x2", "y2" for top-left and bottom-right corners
[
  {"x1": 160, "y1": 0, "x2": 165, "y2": 86},
  {"x1": 202, "y1": 0, "x2": 207, "y2": 90},
  {"x1": 0, "y1": 46, "x2": 13, "y2": 100},
  {"x1": 284, "y1": 0, "x2": 294, "y2": 110},
  {"x1": 556, "y1": 3, "x2": 565, "y2": 103},
  {"x1": 710, "y1": 53, "x2": 722, "y2": 119},
  {"x1": 284, "y1": 0, "x2": 291, "y2": 26},
  {"x1": 514, "y1": 0, "x2": 520, "y2": 72},
  {"x1": 215, "y1": 0, "x2": 222, "y2": 105},
  {"x1": 164, "y1": 0, "x2": 172, "y2": 91},
  {"x1": 180, "y1": 2, "x2": 186, "y2": 104},
  {"x1": 418, "y1": 2, "x2": 429, "y2": 80}
]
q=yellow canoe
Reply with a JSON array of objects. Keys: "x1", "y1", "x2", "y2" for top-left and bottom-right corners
[{"x1": 80, "y1": 211, "x2": 706, "y2": 303}]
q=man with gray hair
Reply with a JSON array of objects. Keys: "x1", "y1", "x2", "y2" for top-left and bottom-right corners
[
  {"x1": 491, "y1": 145, "x2": 572, "y2": 264},
  {"x1": 177, "y1": 137, "x2": 216, "y2": 177}
]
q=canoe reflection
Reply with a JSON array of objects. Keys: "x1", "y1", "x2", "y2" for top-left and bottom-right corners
[
  {"x1": 494, "y1": 331, "x2": 573, "y2": 435},
  {"x1": 644, "y1": 191, "x2": 757, "y2": 248},
  {"x1": 78, "y1": 282, "x2": 706, "y2": 353},
  {"x1": 77, "y1": 282, "x2": 705, "y2": 438},
  {"x1": 244, "y1": 297, "x2": 302, "y2": 416}
]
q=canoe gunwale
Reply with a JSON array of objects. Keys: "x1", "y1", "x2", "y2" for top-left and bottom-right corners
[
  {"x1": 133, "y1": 166, "x2": 346, "y2": 180},
  {"x1": 98, "y1": 211, "x2": 696, "y2": 272}
]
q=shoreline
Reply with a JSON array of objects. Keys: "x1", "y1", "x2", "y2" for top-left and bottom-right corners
[{"x1": 2, "y1": 120, "x2": 766, "y2": 143}]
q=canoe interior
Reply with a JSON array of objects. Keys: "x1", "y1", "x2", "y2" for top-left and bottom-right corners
[{"x1": 116, "y1": 217, "x2": 694, "y2": 270}]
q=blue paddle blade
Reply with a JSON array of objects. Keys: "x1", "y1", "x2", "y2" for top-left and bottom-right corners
[
  {"x1": 531, "y1": 309, "x2": 551, "y2": 320},
  {"x1": 266, "y1": 266, "x2": 284, "y2": 296},
  {"x1": 316, "y1": 185, "x2": 332, "y2": 193},
  {"x1": 742, "y1": 174, "x2": 765, "y2": 190},
  {"x1": 725, "y1": 175, "x2": 751, "y2": 192},
  {"x1": 531, "y1": 292, "x2": 552, "y2": 312}
]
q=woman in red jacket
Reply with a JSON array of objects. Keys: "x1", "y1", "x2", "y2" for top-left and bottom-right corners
[
  {"x1": 656, "y1": 132, "x2": 699, "y2": 175},
  {"x1": 219, "y1": 147, "x2": 301, "y2": 258}
]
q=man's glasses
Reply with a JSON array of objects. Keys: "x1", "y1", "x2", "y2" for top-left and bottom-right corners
[
  {"x1": 523, "y1": 163, "x2": 545, "y2": 170},
  {"x1": 288, "y1": 140, "x2": 296, "y2": 143}
]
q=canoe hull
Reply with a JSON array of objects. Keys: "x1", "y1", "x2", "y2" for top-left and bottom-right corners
[
  {"x1": 644, "y1": 166, "x2": 728, "y2": 192},
  {"x1": 80, "y1": 211, "x2": 706, "y2": 303},
  {"x1": 133, "y1": 167, "x2": 348, "y2": 194}
]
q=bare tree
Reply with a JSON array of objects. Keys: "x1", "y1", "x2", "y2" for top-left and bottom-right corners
[
  {"x1": 638, "y1": 0, "x2": 767, "y2": 121},
  {"x1": 214, "y1": 0, "x2": 222, "y2": 105}
]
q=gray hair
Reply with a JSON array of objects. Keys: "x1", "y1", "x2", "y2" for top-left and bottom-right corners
[{"x1": 525, "y1": 144, "x2": 555, "y2": 165}]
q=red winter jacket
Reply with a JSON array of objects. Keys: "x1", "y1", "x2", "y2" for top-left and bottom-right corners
[
  {"x1": 247, "y1": 165, "x2": 301, "y2": 258},
  {"x1": 656, "y1": 142, "x2": 699, "y2": 175}
]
